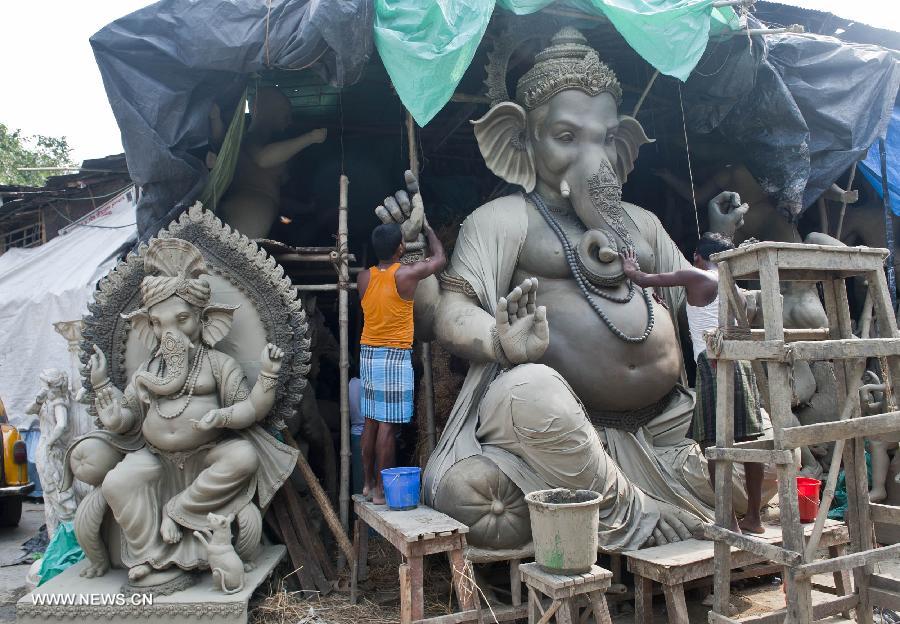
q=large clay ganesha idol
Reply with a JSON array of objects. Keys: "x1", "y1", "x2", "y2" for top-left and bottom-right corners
[
  {"x1": 62, "y1": 224, "x2": 303, "y2": 594},
  {"x1": 383, "y1": 28, "x2": 771, "y2": 551}
]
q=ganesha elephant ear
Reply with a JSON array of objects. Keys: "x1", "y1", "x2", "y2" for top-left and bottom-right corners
[
  {"x1": 201, "y1": 304, "x2": 240, "y2": 348},
  {"x1": 614, "y1": 115, "x2": 653, "y2": 185},
  {"x1": 472, "y1": 102, "x2": 536, "y2": 192},
  {"x1": 121, "y1": 309, "x2": 157, "y2": 351}
]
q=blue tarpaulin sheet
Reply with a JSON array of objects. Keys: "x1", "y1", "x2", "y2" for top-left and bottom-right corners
[{"x1": 859, "y1": 106, "x2": 900, "y2": 217}]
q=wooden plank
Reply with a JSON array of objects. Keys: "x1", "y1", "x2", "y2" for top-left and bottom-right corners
[
  {"x1": 409, "y1": 556, "x2": 425, "y2": 622},
  {"x1": 733, "y1": 438, "x2": 775, "y2": 450},
  {"x1": 510, "y1": 558, "x2": 523, "y2": 607},
  {"x1": 713, "y1": 337, "x2": 900, "y2": 361},
  {"x1": 787, "y1": 337, "x2": 900, "y2": 361},
  {"x1": 711, "y1": 240, "x2": 887, "y2": 263},
  {"x1": 870, "y1": 503, "x2": 900, "y2": 524},
  {"x1": 730, "y1": 594, "x2": 859, "y2": 624},
  {"x1": 869, "y1": 587, "x2": 900, "y2": 611},
  {"x1": 781, "y1": 410, "x2": 900, "y2": 447},
  {"x1": 871, "y1": 573, "x2": 900, "y2": 593},
  {"x1": 589, "y1": 591, "x2": 613, "y2": 624},
  {"x1": 713, "y1": 352, "x2": 735, "y2": 617},
  {"x1": 795, "y1": 543, "x2": 900, "y2": 579},
  {"x1": 413, "y1": 605, "x2": 526, "y2": 624},
  {"x1": 283, "y1": 482, "x2": 336, "y2": 582},
  {"x1": 400, "y1": 563, "x2": 413, "y2": 624},
  {"x1": 704, "y1": 447, "x2": 794, "y2": 465},
  {"x1": 353, "y1": 495, "x2": 468, "y2": 544},
  {"x1": 272, "y1": 494, "x2": 318, "y2": 592},
  {"x1": 728, "y1": 328, "x2": 831, "y2": 341},
  {"x1": 449, "y1": 548, "x2": 478, "y2": 612},
  {"x1": 707, "y1": 613, "x2": 740, "y2": 624},
  {"x1": 827, "y1": 544, "x2": 853, "y2": 619},
  {"x1": 702, "y1": 525, "x2": 801, "y2": 566},
  {"x1": 633, "y1": 575, "x2": 653, "y2": 624},
  {"x1": 713, "y1": 340, "x2": 786, "y2": 362},
  {"x1": 662, "y1": 584, "x2": 690, "y2": 624}
]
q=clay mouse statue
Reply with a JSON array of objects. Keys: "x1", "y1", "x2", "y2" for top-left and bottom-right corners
[{"x1": 193, "y1": 512, "x2": 246, "y2": 594}]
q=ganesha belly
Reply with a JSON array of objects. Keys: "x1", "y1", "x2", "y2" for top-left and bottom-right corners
[{"x1": 63, "y1": 238, "x2": 298, "y2": 590}]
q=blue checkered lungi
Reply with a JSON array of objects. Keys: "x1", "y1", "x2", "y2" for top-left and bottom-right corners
[{"x1": 360, "y1": 345, "x2": 414, "y2": 424}]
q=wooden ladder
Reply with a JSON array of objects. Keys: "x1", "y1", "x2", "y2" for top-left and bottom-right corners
[{"x1": 706, "y1": 241, "x2": 900, "y2": 624}]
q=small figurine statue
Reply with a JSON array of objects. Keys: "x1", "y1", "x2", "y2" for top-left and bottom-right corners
[
  {"x1": 193, "y1": 512, "x2": 246, "y2": 594},
  {"x1": 64, "y1": 237, "x2": 298, "y2": 591},
  {"x1": 214, "y1": 87, "x2": 327, "y2": 239},
  {"x1": 26, "y1": 369, "x2": 78, "y2": 537}
]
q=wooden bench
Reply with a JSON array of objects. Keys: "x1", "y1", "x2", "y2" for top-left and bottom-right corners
[
  {"x1": 350, "y1": 494, "x2": 482, "y2": 624},
  {"x1": 624, "y1": 520, "x2": 852, "y2": 624}
]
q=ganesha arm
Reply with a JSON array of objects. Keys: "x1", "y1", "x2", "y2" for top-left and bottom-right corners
[
  {"x1": 94, "y1": 383, "x2": 139, "y2": 434},
  {"x1": 433, "y1": 289, "x2": 499, "y2": 364},
  {"x1": 220, "y1": 374, "x2": 279, "y2": 430}
]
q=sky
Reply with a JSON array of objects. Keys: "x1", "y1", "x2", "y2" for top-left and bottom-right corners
[
  {"x1": 0, "y1": 0, "x2": 897, "y2": 166},
  {"x1": 1, "y1": 1, "x2": 154, "y2": 165}
]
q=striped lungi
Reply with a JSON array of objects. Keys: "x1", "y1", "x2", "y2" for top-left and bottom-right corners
[
  {"x1": 689, "y1": 350, "x2": 763, "y2": 445},
  {"x1": 360, "y1": 345, "x2": 414, "y2": 424}
]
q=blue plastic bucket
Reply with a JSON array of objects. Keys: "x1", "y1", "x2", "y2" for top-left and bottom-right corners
[{"x1": 381, "y1": 467, "x2": 421, "y2": 510}]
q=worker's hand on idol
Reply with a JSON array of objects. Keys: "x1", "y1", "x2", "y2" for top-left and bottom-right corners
[{"x1": 375, "y1": 170, "x2": 426, "y2": 255}]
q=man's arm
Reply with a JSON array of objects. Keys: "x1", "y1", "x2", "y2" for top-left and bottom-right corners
[
  {"x1": 396, "y1": 224, "x2": 447, "y2": 296},
  {"x1": 622, "y1": 247, "x2": 697, "y2": 289}
]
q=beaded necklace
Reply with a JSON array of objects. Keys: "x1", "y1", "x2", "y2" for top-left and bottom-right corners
[
  {"x1": 529, "y1": 192, "x2": 655, "y2": 343},
  {"x1": 153, "y1": 344, "x2": 207, "y2": 420}
]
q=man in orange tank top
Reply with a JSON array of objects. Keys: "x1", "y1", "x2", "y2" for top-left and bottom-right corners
[{"x1": 357, "y1": 180, "x2": 446, "y2": 505}]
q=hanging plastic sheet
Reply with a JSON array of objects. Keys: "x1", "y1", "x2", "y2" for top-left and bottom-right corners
[
  {"x1": 91, "y1": 0, "x2": 374, "y2": 240},
  {"x1": 374, "y1": 0, "x2": 740, "y2": 127},
  {"x1": 683, "y1": 21, "x2": 900, "y2": 220},
  {"x1": 859, "y1": 106, "x2": 900, "y2": 217}
]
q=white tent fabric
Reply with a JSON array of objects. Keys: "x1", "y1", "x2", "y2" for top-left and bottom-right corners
[{"x1": 0, "y1": 190, "x2": 137, "y2": 421}]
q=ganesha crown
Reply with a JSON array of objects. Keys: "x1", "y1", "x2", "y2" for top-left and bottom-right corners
[{"x1": 515, "y1": 27, "x2": 622, "y2": 111}]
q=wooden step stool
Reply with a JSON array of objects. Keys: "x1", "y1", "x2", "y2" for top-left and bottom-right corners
[
  {"x1": 520, "y1": 562, "x2": 613, "y2": 624},
  {"x1": 350, "y1": 494, "x2": 482, "y2": 624}
]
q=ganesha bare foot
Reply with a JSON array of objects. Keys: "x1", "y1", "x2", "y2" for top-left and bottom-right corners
[
  {"x1": 160, "y1": 514, "x2": 183, "y2": 544},
  {"x1": 128, "y1": 563, "x2": 153, "y2": 581},
  {"x1": 80, "y1": 560, "x2": 110, "y2": 578}
]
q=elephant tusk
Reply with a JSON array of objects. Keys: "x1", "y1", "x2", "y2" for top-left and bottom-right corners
[{"x1": 559, "y1": 179, "x2": 571, "y2": 199}]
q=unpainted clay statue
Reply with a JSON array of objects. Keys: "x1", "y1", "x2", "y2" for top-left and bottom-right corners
[
  {"x1": 379, "y1": 28, "x2": 773, "y2": 551},
  {"x1": 216, "y1": 87, "x2": 327, "y2": 239},
  {"x1": 859, "y1": 371, "x2": 900, "y2": 503},
  {"x1": 25, "y1": 369, "x2": 78, "y2": 537},
  {"x1": 193, "y1": 512, "x2": 246, "y2": 594},
  {"x1": 656, "y1": 164, "x2": 801, "y2": 244},
  {"x1": 63, "y1": 237, "x2": 298, "y2": 592}
]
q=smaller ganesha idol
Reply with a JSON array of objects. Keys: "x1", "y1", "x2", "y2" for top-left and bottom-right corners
[{"x1": 63, "y1": 235, "x2": 300, "y2": 594}]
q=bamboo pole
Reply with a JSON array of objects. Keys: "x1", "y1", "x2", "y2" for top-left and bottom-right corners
[
  {"x1": 406, "y1": 110, "x2": 437, "y2": 457},
  {"x1": 282, "y1": 429, "x2": 355, "y2": 564},
  {"x1": 337, "y1": 174, "x2": 351, "y2": 534},
  {"x1": 833, "y1": 162, "x2": 857, "y2": 240},
  {"x1": 631, "y1": 69, "x2": 660, "y2": 118}
]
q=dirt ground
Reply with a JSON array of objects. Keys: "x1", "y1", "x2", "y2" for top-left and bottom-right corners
[{"x1": 2, "y1": 501, "x2": 898, "y2": 623}]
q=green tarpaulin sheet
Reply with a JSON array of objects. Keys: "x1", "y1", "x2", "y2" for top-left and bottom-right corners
[
  {"x1": 374, "y1": 0, "x2": 741, "y2": 126},
  {"x1": 36, "y1": 521, "x2": 84, "y2": 586}
]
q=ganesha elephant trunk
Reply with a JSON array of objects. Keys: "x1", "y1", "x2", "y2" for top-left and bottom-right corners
[
  {"x1": 133, "y1": 331, "x2": 191, "y2": 403},
  {"x1": 565, "y1": 160, "x2": 624, "y2": 233}
]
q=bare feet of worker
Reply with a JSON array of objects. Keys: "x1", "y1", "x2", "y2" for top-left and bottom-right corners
[
  {"x1": 363, "y1": 482, "x2": 374, "y2": 501},
  {"x1": 371, "y1": 487, "x2": 386, "y2": 505},
  {"x1": 739, "y1": 517, "x2": 765, "y2": 534}
]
